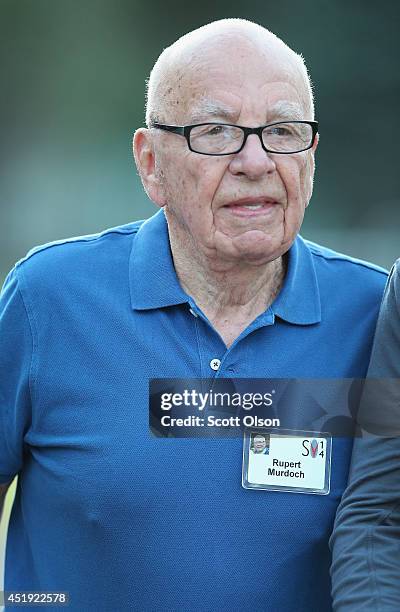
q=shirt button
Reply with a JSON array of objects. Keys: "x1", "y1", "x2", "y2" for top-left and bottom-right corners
[{"x1": 210, "y1": 358, "x2": 221, "y2": 371}]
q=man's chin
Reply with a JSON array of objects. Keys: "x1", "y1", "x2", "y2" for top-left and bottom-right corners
[{"x1": 217, "y1": 230, "x2": 289, "y2": 265}]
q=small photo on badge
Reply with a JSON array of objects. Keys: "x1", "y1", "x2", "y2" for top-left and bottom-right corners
[{"x1": 250, "y1": 432, "x2": 270, "y2": 455}]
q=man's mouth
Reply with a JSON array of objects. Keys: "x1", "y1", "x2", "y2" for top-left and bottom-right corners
[
  {"x1": 238, "y1": 203, "x2": 265, "y2": 210},
  {"x1": 222, "y1": 198, "x2": 279, "y2": 216}
]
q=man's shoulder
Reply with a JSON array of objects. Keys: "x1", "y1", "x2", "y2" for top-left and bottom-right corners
[
  {"x1": 301, "y1": 237, "x2": 389, "y2": 303},
  {"x1": 302, "y1": 238, "x2": 388, "y2": 285},
  {"x1": 12, "y1": 220, "x2": 146, "y2": 281},
  {"x1": 18, "y1": 220, "x2": 144, "y2": 266},
  {"x1": 303, "y1": 238, "x2": 388, "y2": 277}
]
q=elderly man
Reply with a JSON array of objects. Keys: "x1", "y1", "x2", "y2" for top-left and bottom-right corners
[
  {"x1": 251, "y1": 434, "x2": 270, "y2": 454},
  {"x1": 0, "y1": 18, "x2": 387, "y2": 612}
]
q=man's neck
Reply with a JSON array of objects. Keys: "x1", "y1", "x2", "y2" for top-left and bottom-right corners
[{"x1": 168, "y1": 226, "x2": 286, "y2": 347}]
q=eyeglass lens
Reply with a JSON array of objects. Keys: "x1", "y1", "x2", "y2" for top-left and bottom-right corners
[{"x1": 189, "y1": 122, "x2": 313, "y2": 154}]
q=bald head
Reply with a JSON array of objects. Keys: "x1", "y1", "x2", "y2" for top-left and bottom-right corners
[{"x1": 145, "y1": 18, "x2": 314, "y2": 126}]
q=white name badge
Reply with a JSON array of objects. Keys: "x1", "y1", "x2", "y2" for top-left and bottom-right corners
[{"x1": 242, "y1": 428, "x2": 332, "y2": 495}]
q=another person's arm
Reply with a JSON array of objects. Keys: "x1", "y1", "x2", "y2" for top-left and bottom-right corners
[{"x1": 330, "y1": 260, "x2": 400, "y2": 611}]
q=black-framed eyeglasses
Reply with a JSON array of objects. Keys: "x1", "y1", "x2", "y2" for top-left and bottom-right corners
[{"x1": 151, "y1": 120, "x2": 318, "y2": 156}]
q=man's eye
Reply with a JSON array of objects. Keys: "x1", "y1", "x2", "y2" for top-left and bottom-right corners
[
  {"x1": 204, "y1": 125, "x2": 226, "y2": 136},
  {"x1": 269, "y1": 126, "x2": 291, "y2": 136}
]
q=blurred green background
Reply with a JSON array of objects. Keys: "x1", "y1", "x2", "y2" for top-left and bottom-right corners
[{"x1": 1, "y1": 0, "x2": 399, "y2": 594}]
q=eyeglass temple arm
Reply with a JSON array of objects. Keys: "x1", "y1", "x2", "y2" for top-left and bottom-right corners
[{"x1": 151, "y1": 123, "x2": 185, "y2": 135}]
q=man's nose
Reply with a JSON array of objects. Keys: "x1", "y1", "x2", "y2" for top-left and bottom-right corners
[{"x1": 229, "y1": 133, "x2": 277, "y2": 179}]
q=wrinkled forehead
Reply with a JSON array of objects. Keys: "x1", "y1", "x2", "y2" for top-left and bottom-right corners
[{"x1": 158, "y1": 34, "x2": 310, "y2": 122}]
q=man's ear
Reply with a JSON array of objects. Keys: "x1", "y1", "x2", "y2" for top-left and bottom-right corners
[
  {"x1": 133, "y1": 128, "x2": 166, "y2": 207},
  {"x1": 312, "y1": 131, "x2": 319, "y2": 153}
]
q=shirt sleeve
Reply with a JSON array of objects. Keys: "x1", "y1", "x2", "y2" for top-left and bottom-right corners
[
  {"x1": 0, "y1": 265, "x2": 34, "y2": 484},
  {"x1": 330, "y1": 260, "x2": 400, "y2": 611}
]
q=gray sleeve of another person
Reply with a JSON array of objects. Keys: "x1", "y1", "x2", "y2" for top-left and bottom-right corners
[{"x1": 330, "y1": 260, "x2": 400, "y2": 612}]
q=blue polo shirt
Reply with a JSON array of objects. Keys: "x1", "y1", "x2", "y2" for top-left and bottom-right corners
[{"x1": 0, "y1": 210, "x2": 387, "y2": 611}]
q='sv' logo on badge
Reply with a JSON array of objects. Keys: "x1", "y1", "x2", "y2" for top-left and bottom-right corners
[{"x1": 310, "y1": 439, "x2": 319, "y2": 458}]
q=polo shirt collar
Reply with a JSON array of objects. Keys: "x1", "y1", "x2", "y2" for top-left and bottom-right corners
[
  {"x1": 130, "y1": 209, "x2": 188, "y2": 310},
  {"x1": 271, "y1": 235, "x2": 321, "y2": 325},
  {"x1": 130, "y1": 209, "x2": 321, "y2": 325}
]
